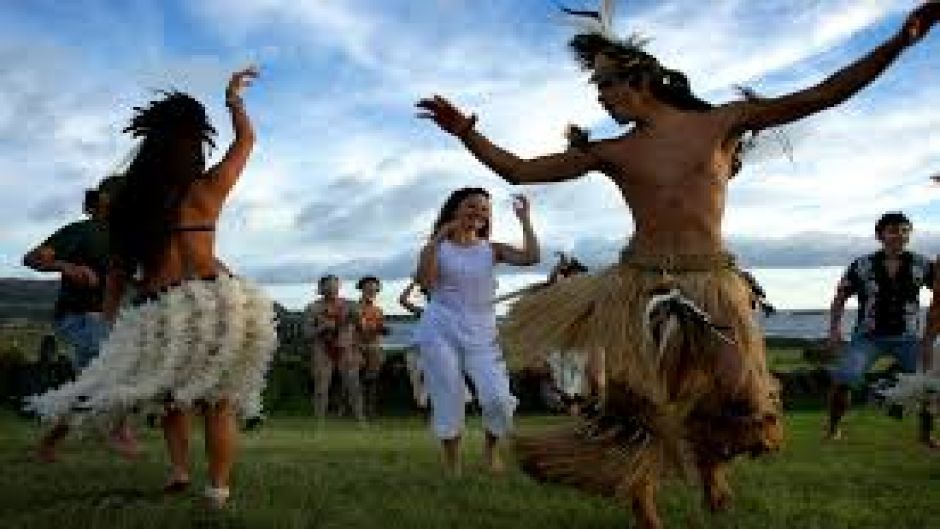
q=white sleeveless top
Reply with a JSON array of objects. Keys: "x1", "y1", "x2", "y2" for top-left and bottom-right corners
[{"x1": 420, "y1": 239, "x2": 497, "y2": 333}]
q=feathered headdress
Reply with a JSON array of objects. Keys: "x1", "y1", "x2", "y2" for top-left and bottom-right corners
[
  {"x1": 558, "y1": 1, "x2": 708, "y2": 148},
  {"x1": 560, "y1": 0, "x2": 658, "y2": 73},
  {"x1": 560, "y1": 0, "x2": 616, "y2": 39}
]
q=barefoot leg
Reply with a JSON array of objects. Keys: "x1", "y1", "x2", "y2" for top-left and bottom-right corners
[
  {"x1": 630, "y1": 478, "x2": 663, "y2": 529},
  {"x1": 697, "y1": 454, "x2": 733, "y2": 513}
]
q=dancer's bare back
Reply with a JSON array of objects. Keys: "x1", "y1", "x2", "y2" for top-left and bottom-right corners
[
  {"x1": 140, "y1": 69, "x2": 257, "y2": 292},
  {"x1": 103, "y1": 69, "x2": 257, "y2": 320}
]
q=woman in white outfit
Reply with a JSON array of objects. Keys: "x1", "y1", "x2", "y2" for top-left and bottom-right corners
[
  {"x1": 398, "y1": 280, "x2": 473, "y2": 410},
  {"x1": 415, "y1": 187, "x2": 539, "y2": 474}
]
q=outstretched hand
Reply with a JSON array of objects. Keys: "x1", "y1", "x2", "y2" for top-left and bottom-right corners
[
  {"x1": 416, "y1": 95, "x2": 477, "y2": 137},
  {"x1": 902, "y1": 1, "x2": 940, "y2": 44},
  {"x1": 226, "y1": 66, "x2": 259, "y2": 100},
  {"x1": 511, "y1": 194, "x2": 531, "y2": 221}
]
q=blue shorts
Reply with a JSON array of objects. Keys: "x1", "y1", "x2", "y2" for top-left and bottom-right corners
[
  {"x1": 830, "y1": 332, "x2": 919, "y2": 386},
  {"x1": 55, "y1": 313, "x2": 109, "y2": 372}
]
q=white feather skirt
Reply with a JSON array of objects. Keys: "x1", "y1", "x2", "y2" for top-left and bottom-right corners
[
  {"x1": 880, "y1": 373, "x2": 940, "y2": 414},
  {"x1": 26, "y1": 274, "x2": 278, "y2": 426}
]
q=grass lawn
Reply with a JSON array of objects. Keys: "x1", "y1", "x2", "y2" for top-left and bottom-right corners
[{"x1": 1, "y1": 408, "x2": 938, "y2": 529}]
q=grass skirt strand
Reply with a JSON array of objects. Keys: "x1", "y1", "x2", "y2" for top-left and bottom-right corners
[
  {"x1": 503, "y1": 253, "x2": 781, "y2": 501},
  {"x1": 26, "y1": 274, "x2": 278, "y2": 427}
]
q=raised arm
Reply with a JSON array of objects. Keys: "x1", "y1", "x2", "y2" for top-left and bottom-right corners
[
  {"x1": 205, "y1": 68, "x2": 258, "y2": 198},
  {"x1": 725, "y1": 3, "x2": 940, "y2": 132},
  {"x1": 493, "y1": 195, "x2": 540, "y2": 267},
  {"x1": 416, "y1": 95, "x2": 599, "y2": 184}
]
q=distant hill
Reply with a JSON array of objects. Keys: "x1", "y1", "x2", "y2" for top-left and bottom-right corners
[
  {"x1": 0, "y1": 278, "x2": 421, "y2": 325},
  {"x1": 0, "y1": 279, "x2": 58, "y2": 322}
]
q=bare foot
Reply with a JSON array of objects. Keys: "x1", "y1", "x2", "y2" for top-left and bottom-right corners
[
  {"x1": 36, "y1": 424, "x2": 69, "y2": 463},
  {"x1": 706, "y1": 483, "x2": 733, "y2": 512},
  {"x1": 823, "y1": 427, "x2": 843, "y2": 441},
  {"x1": 108, "y1": 432, "x2": 142, "y2": 460},
  {"x1": 699, "y1": 459, "x2": 733, "y2": 513},
  {"x1": 204, "y1": 487, "x2": 230, "y2": 509},
  {"x1": 441, "y1": 438, "x2": 462, "y2": 477},
  {"x1": 485, "y1": 450, "x2": 506, "y2": 476},
  {"x1": 162, "y1": 466, "x2": 191, "y2": 494},
  {"x1": 443, "y1": 457, "x2": 462, "y2": 478},
  {"x1": 35, "y1": 444, "x2": 58, "y2": 463},
  {"x1": 162, "y1": 475, "x2": 191, "y2": 494},
  {"x1": 631, "y1": 487, "x2": 663, "y2": 529}
]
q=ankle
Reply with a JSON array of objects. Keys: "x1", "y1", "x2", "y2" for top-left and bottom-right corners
[{"x1": 204, "y1": 486, "x2": 230, "y2": 508}]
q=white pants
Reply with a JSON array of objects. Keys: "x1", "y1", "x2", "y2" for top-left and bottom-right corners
[
  {"x1": 418, "y1": 317, "x2": 516, "y2": 440},
  {"x1": 406, "y1": 346, "x2": 473, "y2": 409}
]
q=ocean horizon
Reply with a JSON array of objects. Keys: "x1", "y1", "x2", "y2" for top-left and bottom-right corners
[
  {"x1": 260, "y1": 266, "x2": 933, "y2": 313},
  {"x1": 259, "y1": 265, "x2": 933, "y2": 348}
]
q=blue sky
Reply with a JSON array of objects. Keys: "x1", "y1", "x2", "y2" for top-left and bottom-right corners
[{"x1": 1, "y1": 0, "x2": 939, "y2": 310}]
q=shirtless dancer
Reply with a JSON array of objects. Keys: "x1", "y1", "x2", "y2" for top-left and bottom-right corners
[
  {"x1": 304, "y1": 275, "x2": 365, "y2": 424},
  {"x1": 418, "y1": 2, "x2": 940, "y2": 527}
]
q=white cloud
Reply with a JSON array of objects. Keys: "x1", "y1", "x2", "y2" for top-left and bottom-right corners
[{"x1": 2, "y1": 0, "x2": 939, "y2": 312}]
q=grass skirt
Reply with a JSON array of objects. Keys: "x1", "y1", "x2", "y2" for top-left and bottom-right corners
[
  {"x1": 503, "y1": 252, "x2": 782, "y2": 500},
  {"x1": 26, "y1": 274, "x2": 278, "y2": 427}
]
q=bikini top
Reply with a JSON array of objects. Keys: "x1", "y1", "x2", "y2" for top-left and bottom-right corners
[
  {"x1": 170, "y1": 224, "x2": 215, "y2": 233},
  {"x1": 169, "y1": 223, "x2": 216, "y2": 279}
]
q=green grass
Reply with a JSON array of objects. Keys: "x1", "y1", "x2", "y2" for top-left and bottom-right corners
[
  {"x1": 1, "y1": 409, "x2": 939, "y2": 529},
  {"x1": 766, "y1": 347, "x2": 808, "y2": 373},
  {"x1": 0, "y1": 322, "x2": 59, "y2": 363}
]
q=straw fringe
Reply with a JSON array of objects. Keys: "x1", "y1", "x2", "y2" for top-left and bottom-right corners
[{"x1": 504, "y1": 257, "x2": 781, "y2": 499}]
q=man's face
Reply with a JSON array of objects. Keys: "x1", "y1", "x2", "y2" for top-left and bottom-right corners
[
  {"x1": 592, "y1": 54, "x2": 646, "y2": 125},
  {"x1": 361, "y1": 281, "x2": 379, "y2": 300},
  {"x1": 320, "y1": 277, "x2": 340, "y2": 298},
  {"x1": 877, "y1": 223, "x2": 912, "y2": 252}
]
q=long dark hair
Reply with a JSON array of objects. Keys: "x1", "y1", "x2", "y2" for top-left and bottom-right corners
[
  {"x1": 431, "y1": 187, "x2": 491, "y2": 240},
  {"x1": 109, "y1": 91, "x2": 216, "y2": 271}
]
